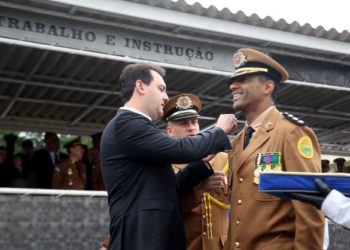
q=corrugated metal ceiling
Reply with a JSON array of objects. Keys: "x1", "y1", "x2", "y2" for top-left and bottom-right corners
[
  {"x1": 0, "y1": 43, "x2": 349, "y2": 155},
  {"x1": 0, "y1": 0, "x2": 349, "y2": 156}
]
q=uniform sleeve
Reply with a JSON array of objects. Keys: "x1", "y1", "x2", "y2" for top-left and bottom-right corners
[
  {"x1": 116, "y1": 117, "x2": 231, "y2": 164},
  {"x1": 52, "y1": 164, "x2": 64, "y2": 189},
  {"x1": 90, "y1": 150, "x2": 100, "y2": 190},
  {"x1": 81, "y1": 163, "x2": 87, "y2": 184},
  {"x1": 180, "y1": 190, "x2": 201, "y2": 213},
  {"x1": 176, "y1": 161, "x2": 214, "y2": 197},
  {"x1": 283, "y1": 126, "x2": 324, "y2": 250},
  {"x1": 91, "y1": 165, "x2": 102, "y2": 190},
  {"x1": 322, "y1": 190, "x2": 350, "y2": 229}
]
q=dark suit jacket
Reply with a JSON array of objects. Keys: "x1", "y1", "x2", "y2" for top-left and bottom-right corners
[
  {"x1": 101, "y1": 109, "x2": 231, "y2": 250},
  {"x1": 33, "y1": 148, "x2": 67, "y2": 189}
]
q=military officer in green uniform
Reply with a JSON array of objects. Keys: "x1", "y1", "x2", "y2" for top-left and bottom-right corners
[
  {"x1": 52, "y1": 137, "x2": 86, "y2": 190},
  {"x1": 163, "y1": 94, "x2": 230, "y2": 250}
]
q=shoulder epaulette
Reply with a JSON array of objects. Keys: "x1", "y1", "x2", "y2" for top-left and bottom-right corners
[{"x1": 282, "y1": 112, "x2": 305, "y2": 126}]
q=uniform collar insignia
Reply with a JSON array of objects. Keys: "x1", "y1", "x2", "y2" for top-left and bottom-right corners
[{"x1": 266, "y1": 121, "x2": 273, "y2": 130}]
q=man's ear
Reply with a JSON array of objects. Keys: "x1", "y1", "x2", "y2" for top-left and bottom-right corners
[
  {"x1": 264, "y1": 80, "x2": 275, "y2": 95},
  {"x1": 166, "y1": 126, "x2": 173, "y2": 136},
  {"x1": 135, "y1": 80, "x2": 146, "y2": 95}
]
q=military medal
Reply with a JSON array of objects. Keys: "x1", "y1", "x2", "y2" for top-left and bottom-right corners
[{"x1": 253, "y1": 152, "x2": 282, "y2": 184}]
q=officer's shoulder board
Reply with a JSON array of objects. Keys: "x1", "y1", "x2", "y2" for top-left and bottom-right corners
[{"x1": 282, "y1": 112, "x2": 305, "y2": 126}]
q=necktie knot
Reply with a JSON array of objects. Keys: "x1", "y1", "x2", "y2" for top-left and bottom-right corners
[{"x1": 244, "y1": 127, "x2": 255, "y2": 149}]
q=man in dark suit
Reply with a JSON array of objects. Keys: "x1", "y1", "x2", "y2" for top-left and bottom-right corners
[
  {"x1": 101, "y1": 63, "x2": 237, "y2": 250},
  {"x1": 33, "y1": 132, "x2": 67, "y2": 189}
]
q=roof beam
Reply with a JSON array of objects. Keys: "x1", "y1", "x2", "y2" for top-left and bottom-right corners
[
  {"x1": 0, "y1": 70, "x2": 112, "y2": 88},
  {"x1": 3, "y1": 1, "x2": 350, "y2": 67},
  {"x1": 45, "y1": 0, "x2": 350, "y2": 55},
  {"x1": 1, "y1": 38, "x2": 350, "y2": 93},
  {"x1": 0, "y1": 50, "x2": 50, "y2": 118},
  {"x1": 0, "y1": 95, "x2": 116, "y2": 110},
  {"x1": 69, "y1": 94, "x2": 111, "y2": 126}
]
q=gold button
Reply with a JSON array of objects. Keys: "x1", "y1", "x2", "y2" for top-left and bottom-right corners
[
  {"x1": 239, "y1": 177, "x2": 243, "y2": 183},
  {"x1": 235, "y1": 242, "x2": 240, "y2": 248},
  {"x1": 236, "y1": 220, "x2": 240, "y2": 226},
  {"x1": 238, "y1": 199, "x2": 242, "y2": 205},
  {"x1": 202, "y1": 215, "x2": 206, "y2": 219},
  {"x1": 202, "y1": 232, "x2": 207, "y2": 236}
]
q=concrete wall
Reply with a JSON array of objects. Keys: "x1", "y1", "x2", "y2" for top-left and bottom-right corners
[
  {"x1": 0, "y1": 194, "x2": 349, "y2": 249},
  {"x1": 0, "y1": 195, "x2": 109, "y2": 250}
]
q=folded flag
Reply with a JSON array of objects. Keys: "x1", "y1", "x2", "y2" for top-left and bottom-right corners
[{"x1": 259, "y1": 172, "x2": 350, "y2": 199}]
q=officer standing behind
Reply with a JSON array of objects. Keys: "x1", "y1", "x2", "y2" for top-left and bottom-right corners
[
  {"x1": 225, "y1": 48, "x2": 324, "y2": 249},
  {"x1": 52, "y1": 137, "x2": 86, "y2": 190},
  {"x1": 163, "y1": 94, "x2": 229, "y2": 250},
  {"x1": 333, "y1": 157, "x2": 346, "y2": 173},
  {"x1": 321, "y1": 159, "x2": 330, "y2": 173}
]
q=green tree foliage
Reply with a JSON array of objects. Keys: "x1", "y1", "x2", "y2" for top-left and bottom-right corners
[{"x1": 0, "y1": 130, "x2": 92, "y2": 154}]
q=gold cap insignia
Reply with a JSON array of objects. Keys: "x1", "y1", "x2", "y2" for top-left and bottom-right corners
[
  {"x1": 233, "y1": 51, "x2": 247, "y2": 68},
  {"x1": 176, "y1": 95, "x2": 193, "y2": 110}
]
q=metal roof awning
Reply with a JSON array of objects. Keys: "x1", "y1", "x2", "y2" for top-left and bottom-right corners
[{"x1": 0, "y1": 0, "x2": 349, "y2": 156}]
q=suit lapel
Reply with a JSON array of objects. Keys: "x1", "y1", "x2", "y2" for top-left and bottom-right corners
[
  {"x1": 235, "y1": 107, "x2": 280, "y2": 172},
  {"x1": 235, "y1": 128, "x2": 270, "y2": 172}
]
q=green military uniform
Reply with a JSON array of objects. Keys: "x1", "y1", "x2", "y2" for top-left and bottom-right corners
[
  {"x1": 173, "y1": 152, "x2": 229, "y2": 250},
  {"x1": 224, "y1": 48, "x2": 324, "y2": 250},
  {"x1": 52, "y1": 137, "x2": 86, "y2": 190},
  {"x1": 52, "y1": 159, "x2": 86, "y2": 190},
  {"x1": 163, "y1": 94, "x2": 230, "y2": 250}
]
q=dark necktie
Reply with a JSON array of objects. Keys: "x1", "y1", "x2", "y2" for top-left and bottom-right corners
[
  {"x1": 243, "y1": 127, "x2": 255, "y2": 149},
  {"x1": 54, "y1": 153, "x2": 59, "y2": 165}
]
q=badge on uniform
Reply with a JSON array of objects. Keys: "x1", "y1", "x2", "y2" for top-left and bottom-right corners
[
  {"x1": 297, "y1": 136, "x2": 314, "y2": 159},
  {"x1": 67, "y1": 168, "x2": 73, "y2": 176},
  {"x1": 253, "y1": 152, "x2": 283, "y2": 184}
]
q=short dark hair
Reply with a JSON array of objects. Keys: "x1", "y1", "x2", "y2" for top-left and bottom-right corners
[
  {"x1": 44, "y1": 132, "x2": 57, "y2": 141},
  {"x1": 21, "y1": 139, "x2": 33, "y2": 148},
  {"x1": 256, "y1": 73, "x2": 279, "y2": 101},
  {"x1": 119, "y1": 63, "x2": 166, "y2": 104}
]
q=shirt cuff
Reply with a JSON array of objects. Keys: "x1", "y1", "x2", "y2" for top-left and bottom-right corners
[{"x1": 321, "y1": 190, "x2": 349, "y2": 224}]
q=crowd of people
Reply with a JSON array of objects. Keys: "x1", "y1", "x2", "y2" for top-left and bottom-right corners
[
  {"x1": 0, "y1": 131, "x2": 105, "y2": 191},
  {"x1": 321, "y1": 158, "x2": 349, "y2": 173}
]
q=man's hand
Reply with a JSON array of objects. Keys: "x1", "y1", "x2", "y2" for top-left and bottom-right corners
[
  {"x1": 201, "y1": 154, "x2": 215, "y2": 163},
  {"x1": 215, "y1": 114, "x2": 237, "y2": 134},
  {"x1": 194, "y1": 171, "x2": 226, "y2": 197},
  {"x1": 286, "y1": 178, "x2": 332, "y2": 209}
]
